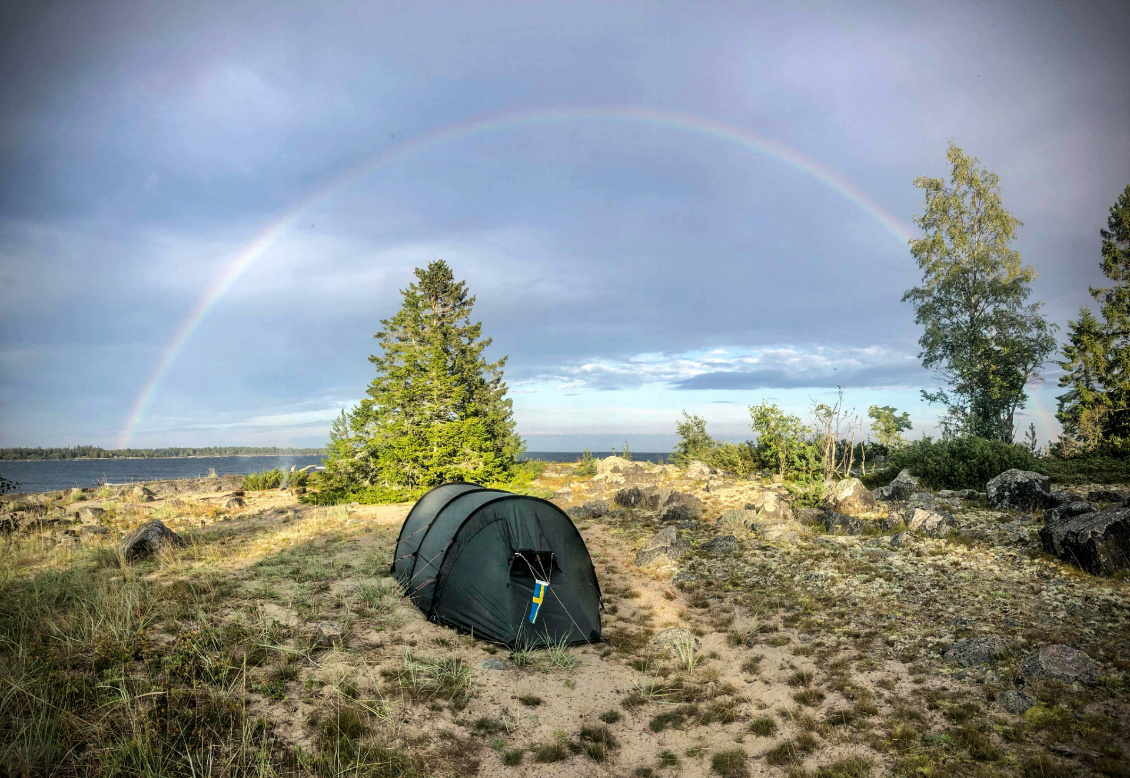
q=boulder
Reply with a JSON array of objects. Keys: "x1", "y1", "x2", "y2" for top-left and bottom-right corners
[
  {"x1": 75, "y1": 506, "x2": 106, "y2": 524},
  {"x1": 596, "y1": 456, "x2": 644, "y2": 477},
  {"x1": 906, "y1": 492, "x2": 940, "y2": 512},
  {"x1": 820, "y1": 478, "x2": 877, "y2": 516},
  {"x1": 1086, "y1": 488, "x2": 1122, "y2": 504},
  {"x1": 986, "y1": 469, "x2": 1051, "y2": 511},
  {"x1": 822, "y1": 511, "x2": 864, "y2": 534},
  {"x1": 640, "y1": 487, "x2": 671, "y2": 511},
  {"x1": 1042, "y1": 501, "x2": 1096, "y2": 525},
  {"x1": 876, "y1": 469, "x2": 920, "y2": 502},
  {"x1": 746, "y1": 491, "x2": 794, "y2": 523},
  {"x1": 890, "y1": 531, "x2": 914, "y2": 548},
  {"x1": 614, "y1": 486, "x2": 643, "y2": 508},
  {"x1": 567, "y1": 500, "x2": 610, "y2": 521},
  {"x1": 1021, "y1": 645, "x2": 1101, "y2": 685},
  {"x1": 906, "y1": 507, "x2": 956, "y2": 537},
  {"x1": 583, "y1": 500, "x2": 609, "y2": 519},
  {"x1": 942, "y1": 635, "x2": 1004, "y2": 667},
  {"x1": 651, "y1": 628, "x2": 700, "y2": 656},
  {"x1": 701, "y1": 534, "x2": 739, "y2": 555},
  {"x1": 957, "y1": 489, "x2": 979, "y2": 500},
  {"x1": 684, "y1": 460, "x2": 717, "y2": 480},
  {"x1": 1000, "y1": 689, "x2": 1035, "y2": 715},
  {"x1": 222, "y1": 496, "x2": 247, "y2": 510},
  {"x1": 1047, "y1": 489, "x2": 1077, "y2": 508},
  {"x1": 1038, "y1": 505, "x2": 1130, "y2": 575},
  {"x1": 119, "y1": 519, "x2": 185, "y2": 562},
  {"x1": 634, "y1": 527, "x2": 691, "y2": 567},
  {"x1": 658, "y1": 492, "x2": 703, "y2": 523},
  {"x1": 131, "y1": 486, "x2": 156, "y2": 502}
]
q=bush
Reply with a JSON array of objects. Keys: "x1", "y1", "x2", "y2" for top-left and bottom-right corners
[
  {"x1": 1043, "y1": 450, "x2": 1130, "y2": 484},
  {"x1": 710, "y1": 442, "x2": 758, "y2": 478},
  {"x1": 865, "y1": 436, "x2": 1042, "y2": 490},
  {"x1": 242, "y1": 468, "x2": 282, "y2": 491},
  {"x1": 574, "y1": 449, "x2": 597, "y2": 477}
]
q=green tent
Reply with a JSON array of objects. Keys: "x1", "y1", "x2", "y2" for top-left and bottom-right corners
[{"x1": 391, "y1": 483, "x2": 602, "y2": 648}]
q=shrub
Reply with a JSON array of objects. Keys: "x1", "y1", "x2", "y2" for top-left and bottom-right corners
[
  {"x1": 574, "y1": 449, "x2": 597, "y2": 477},
  {"x1": 866, "y1": 436, "x2": 1043, "y2": 490},
  {"x1": 710, "y1": 442, "x2": 758, "y2": 478},
  {"x1": 242, "y1": 468, "x2": 282, "y2": 491}
]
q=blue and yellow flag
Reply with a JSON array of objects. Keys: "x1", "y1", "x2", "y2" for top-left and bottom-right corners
[{"x1": 529, "y1": 580, "x2": 550, "y2": 624}]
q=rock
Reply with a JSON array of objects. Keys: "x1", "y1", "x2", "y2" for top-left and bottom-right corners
[
  {"x1": 222, "y1": 496, "x2": 247, "y2": 510},
  {"x1": 640, "y1": 487, "x2": 671, "y2": 511},
  {"x1": 651, "y1": 628, "x2": 700, "y2": 656},
  {"x1": 1048, "y1": 489, "x2": 1077, "y2": 508},
  {"x1": 1042, "y1": 501, "x2": 1097, "y2": 525},
  {"x1": 906, "y1": 507, "x2": 956, "y2": 537},
  {"x1": 634, "y1": 528, "x2": 691, "y2": 566},
  {"x1": 701, "y1": 534, "x2": 739, "y2": 555},
  {"x1": 890, "y1": 531, "x2": 914, "y2": 548},
  {"x1": 1000, "y1": 689, "x2": 1035, "y2": 715},
  {"x1": 822, "y1": 511, "x2": 864, "y2": 535},
  {"x1": 119, "y1": 519, "x2": 185, "y2": 562},
  {"x1": 479, "y1": 657, "x2": 510, "y2": 671},
  {"x1": 78, "y1": 524, "x2": 109, "y2": 537},
  {"x1": 1087, "y1": 488, "x2": 1122, "y2": 504},
  {"x1": 1038, "y1": 504, "x2": 1130, "y2": 575},
  {"x1": 315, "y1": 621, "x2": 344, "y2": 647},
  {"x1": 132, "y1": 486, "x2": 156, "y2": 502},
  {"x1": 1021, "y1": 645, "x2": 1101, "y2": 685},
  {"x1": 943, "y1": 635, "x2": 1004, "y2": 666},
  {"x1": 582, "y1": 500, "x2": 609, "y2": 518},
  {"x1": 596, "y1": 456, "x2": 644, "y2": 477},
  {"x1": 614, "y1": 486, "x2": 643, "y2": 508},
  {"x1": 684, "y1": 460, "x2": 717, "y2": 480},
  {"x1": 957, "y1": 489, "x2": 979, "y2": 500},
  {"x1": 986, "y1": 469, "x2": 1051, "y2": 511},
  {"x1": 876, "y1": 469, "x2": 920, "y2": 502},
  {"x1": 659, "y1": 492, "x2": 703, "y2": 523},
  {"x1": 747, "y1": 491, "x2": 794, "y2": 523},
  {"x1": 906, "y1": 492, "x2": 940, "y2": 512},
  {"x1": 820, "y1": 478, "x2": 877, "y2": 516},
  {"x1": 75, "y1": 506, "x2": 106, "y2": 524}
]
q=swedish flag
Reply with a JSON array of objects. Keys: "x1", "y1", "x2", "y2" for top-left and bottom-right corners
[{"x1": 529, "y1": 580, "x2": 550, "y2": 624}]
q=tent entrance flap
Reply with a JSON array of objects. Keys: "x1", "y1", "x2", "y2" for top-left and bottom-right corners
[{"x1": 509, "y1": 550, "x2": 557, "y2": 579}]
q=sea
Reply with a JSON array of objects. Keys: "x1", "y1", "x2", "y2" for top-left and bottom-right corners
[{"x1": 0, "y1": 452, "x2": 671, "y2": 493}]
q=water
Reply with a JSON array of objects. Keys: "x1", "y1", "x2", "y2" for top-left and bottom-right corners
[
  {"x1": 1, "y1": 452, "x2": 673, "y2": 493},
  {"x1": 521, "y1": 452, "x2": 670, "y2": 464},
  {"x1": 0, "y1": 456, "x2": 326, "y2": 493}
]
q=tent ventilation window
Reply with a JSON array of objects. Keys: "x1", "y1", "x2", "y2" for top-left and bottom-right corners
[{"x1": 509, "y1": 550, "x2": 556, "y2": 579}]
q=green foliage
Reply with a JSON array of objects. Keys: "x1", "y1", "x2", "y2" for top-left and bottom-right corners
[
  {"x1": 621, "y1": 440, "x2": 632, "y2": 461},
  {"x1": 0, "y1": 474, "x2": 17, "y2": 495},
  {"x1": 710, "y1": 441, "x2": 758, "y2": 478},
  {"x1": 242, "y1": 468, "x2": 282, "y2": 490},
  {"x1": 1043, "y1": 445, "x2": 1130, "y2": 485},
  {"x1": 672, "y1": 412, "x2": 715, "y2": 467},
  {"x1": 749, "y1": 401, "x2": 816, "y2": 478},
  {"x1": 868, "y1": 405, "x2": 912, "y2": 450},
  {"x1": 905, "y1": 141, "x2": 1056, "y2": 442},
  {"x1": 319, "y1": 261, "x2": 524, "y2": 502},
  {"x1": 1057, "y1": 185, "x2": 1130, "y2": 450},
  {"x1": 574, "y1": 449, "x2": 597, "y2": 477},
  {"x1": 871, "y1": 435, "x2": 1042, "y2": 490}
]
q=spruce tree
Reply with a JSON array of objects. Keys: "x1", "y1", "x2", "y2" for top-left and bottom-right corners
[
  {"x1": 322, "y1": 260, "x2": 523, "y2": 496},
  {"x1": 1056, "y1": 184, "x2": 1130, "y2": 445}
]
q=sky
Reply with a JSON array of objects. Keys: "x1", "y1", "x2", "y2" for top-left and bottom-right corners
[{"x1": 1, "y1": 1, "x2": 1128, "y2": 452}]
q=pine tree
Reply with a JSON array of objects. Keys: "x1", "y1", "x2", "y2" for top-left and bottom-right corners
[
  {"x1": 1056, "y1": 185, "x2": 1130, "y2": 446},
  {"x1": 322, "y1": 260, "x2": 523, "y2": 497}
]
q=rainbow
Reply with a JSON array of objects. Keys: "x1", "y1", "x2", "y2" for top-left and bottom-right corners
[{"x1": 116, "y1": 107, "x2": 916, "y2": 447}]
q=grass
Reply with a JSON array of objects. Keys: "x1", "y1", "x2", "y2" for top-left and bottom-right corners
[
  {"x1": 748, "y1": 715, "x2": 778, "y2": 736},
  {"x1": 382, "y1": 651, "x2": 476, "y2": 710},
  {"x1": 711, "y1": 748, "x2": 749, "y2": 778}
]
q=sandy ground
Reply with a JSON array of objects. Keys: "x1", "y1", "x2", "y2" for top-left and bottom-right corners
[{"x1": 4, "y1": 465, "x2": 1129, "y2": 777}]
